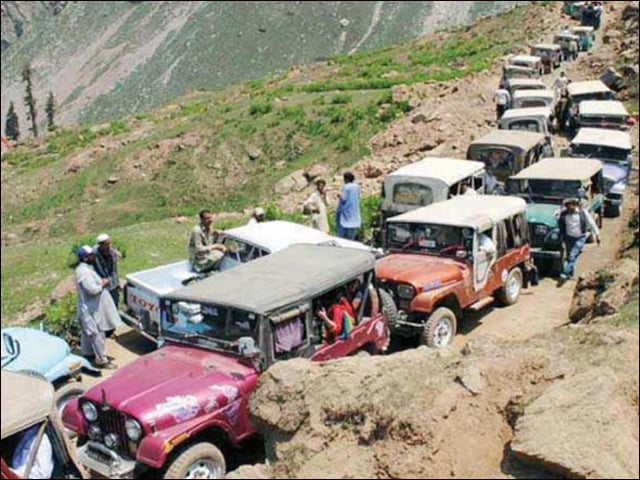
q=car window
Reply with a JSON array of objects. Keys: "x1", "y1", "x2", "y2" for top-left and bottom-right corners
[
  {"x1": 508, "y1": 119, "x2": 541, "y2": 133},
  {"x1": 222, "y1": 238, "x2": 258, "y2": 262},
  {"x1": 475, "y1": 148, "x2": 516, "y2": 175},
  {"x1": 392, "y1": 183, "x2": 434, "y2": 207},
  {"x1": 273, "y1": 315, "x2": 306, "y2": 360}
]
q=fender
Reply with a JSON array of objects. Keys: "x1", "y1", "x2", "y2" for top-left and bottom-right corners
[
  {"x1": 136, "y1": 408, "x2": 242, "y2": 469},
  {"x1": 410, "y1": 283, "x2": 459, "y2": 314},
  {"x1": 62, "y1": 397, "x2": 87, "y2": 435}
]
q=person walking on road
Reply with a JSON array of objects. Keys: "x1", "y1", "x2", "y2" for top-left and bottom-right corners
[
  {"x1": 556, "y1": 198, "x2": 601, "y2": 282},
  {"x1": 336, "y1": 171, "x2": 361, "y2": 240},
  {"x1": 75, "y1": 245, "x2": 120, "y2": 368},
  {"x1": 303, "y1": 178, "x2": 330, "y2": 233},
  {"x1": 493, "y1": 86, "x2": 511, "y2": 120}
]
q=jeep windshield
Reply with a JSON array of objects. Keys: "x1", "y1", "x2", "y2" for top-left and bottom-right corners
[
  {"x1": 473, "y1": 147, "x2": 517, "y2": 177},
  {"x1": 571, "y1": 144, "x2": 630, "y2": 163},
  {"x1": 509, "y1": 179, "x2": 582, "y2": 203},
  {"x1": 506, "y1": 119, "x2": 542, "y2": 133},
  {"x1": 162, "y1": 302, "x2": 259, "y2": 353},
  {"x1": 386, "y1": 222, "x2": 473, "y2": 259},
  {"x1": 217, "y1": 237, "x2": 268, "y2": 271}
]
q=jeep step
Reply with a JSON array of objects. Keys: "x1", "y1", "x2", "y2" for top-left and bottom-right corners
[{"x1": 468, "y1": 296, "x2": 494, "y2": 311}]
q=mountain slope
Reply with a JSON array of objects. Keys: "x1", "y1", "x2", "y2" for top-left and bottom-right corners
[{"x1": 1, "y1": 1, "x2": 528, "y2": 128}]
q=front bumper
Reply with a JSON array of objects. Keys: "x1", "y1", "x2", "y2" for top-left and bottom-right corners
[
  {"x1": 390, "y1": 311, "x2": 424, "y2": 336},
  {"x1": 531, "y1": 247, "x2": 562, "y2": 259},
  {"x1": 79, "y1": 441, "x2": 137, "y2": 479}
]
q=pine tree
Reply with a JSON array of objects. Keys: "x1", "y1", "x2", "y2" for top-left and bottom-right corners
[
  {"x1": 45, "y1": 91, "x2": 56, "y2": 131},
  {"x1": 22, "y1": 63, "x2": 38, "y2": 138},
  {"x1": 5, "y1": 102, "x2": 20, "y2": 141}
]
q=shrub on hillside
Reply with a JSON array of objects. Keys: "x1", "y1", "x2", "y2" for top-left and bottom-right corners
[{"x1": 43, "y1": 293, "x2": 80, "y2": 346}]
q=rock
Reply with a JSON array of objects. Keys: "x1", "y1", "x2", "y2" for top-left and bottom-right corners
[
  {"x1": 603, "y1": 30, "x2": 622, "y2": 44},
  {"x1": 107, "y1": 176, "x2": 120, "y2": 184},
  {"x1": 225, "y1": 464, "x2": 271, "y2": 479},
  {"x1": 245, "y1": 145, "x2": 262, "y2": 161},
  {"x1": 622, "y1": 3, "x2": 639, "y2": 21},
  {"x1": 455, "y1": 365, "x2": 485, "y2": 395},
  {"x1": 411, "y1": 113, "x2": 429, "y2": 124},
  {"x1": 174, "y1": 216, "x2": 188, "y2": 224},
  {"x1": 511, "y1": 368, "x2": 639, "y2": 479},
  {"x1": 51, "y1": 274, "x2": 76, "y2": 302},
  {"x1": 362, "y1": 161, "x2": 385, "y2": 179},
  {"x1": 408, "y1": 97, "x2": 422, "y2": 110},
  {"x1": 339, "y1": 18, "x2": 350, "y2": 27},
  {"x1": 274, "y1": 169, "x2": 308, "y2": 194},
  {"x1": 305, "y1": 163, "x2": 328, "y2": 181},
  {"x1": 391, "y1": 84, "x2": 410, "y2": 103},
  {"x1": 600, "y1": 67, "x2": 626, "y2": 91}
]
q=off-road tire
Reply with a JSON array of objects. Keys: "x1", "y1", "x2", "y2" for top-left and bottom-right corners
[
  {"x1": 164, "y1": 442, "x2": 226, "y2": 479},
  {"x1": 18, "y1": 369, "x2": 48, "y2": 381},
  {"x1": 604, "y1": 203, "x2": 620, "y2": 218},
  {"x1": 496, "y1": 267, "x2": 523, "y2": 306},
  {"x1": 379, "y1": 289, "x2": 398, "y2": 328},
  {"x1": 421, "y1": 307, "x2": 457, "y2": 349},
  {"x1": 55, "y1": 382, "x2": 86, "y2": 416}
]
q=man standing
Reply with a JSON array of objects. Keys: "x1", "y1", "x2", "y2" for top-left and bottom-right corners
[
  {"x1": 247, "y1": 207, "x2": 265, "y2": 225},
  {"x1": 336, "y1": 171, "x2": 361, "y2": 240},
  {"x1": 553, "y1": 71, "x2": 570, "y2": 99},
  {"x1": 93, "y1": 233, "x2": 121, "y2": 309},
  {"x1": 188, "y1": 209, "x2": 227, "y2": 273},
  {"x1": 557, "y1": 198, "x2": 601, "y2": 282},
  {"x1": 493, "y1": 86, "x2": 511, "y2": 120},
  {"x1": 75, "y1": 246, "x2": 120, "y2": 368},
  {"x1": 303, "y1": 178, "x2": 330, "y2": 233}
]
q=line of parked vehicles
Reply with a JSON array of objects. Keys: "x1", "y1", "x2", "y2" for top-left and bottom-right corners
[{"x1": 1, "y1": 4, "x2": 636, "y2": 479}]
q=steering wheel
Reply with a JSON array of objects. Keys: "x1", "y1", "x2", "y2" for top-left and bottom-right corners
[{"x1": 439, "y1": 244, "x2": 465, "y2": 255}]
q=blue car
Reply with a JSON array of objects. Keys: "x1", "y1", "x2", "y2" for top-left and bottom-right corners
[{"x1": 1, "y1": 326, "x2": 98, "y2": 384}]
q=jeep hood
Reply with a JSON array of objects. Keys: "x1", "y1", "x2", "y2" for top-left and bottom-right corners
[
  {"x1": 602, "y1": 162, "x2": 628, "y2": 183},
  {"x1": 83, "y1": 345, "x2": 258, "y2": 432},
  {"x1": 376, "y1": 254, "x2": 464, "y2": 291},
  {"x1": 526, "y1": 203, "x2": 560, "y2": 228},
  {"x1": 1, "y1": 327, "x2": 70, "y2": 377}
]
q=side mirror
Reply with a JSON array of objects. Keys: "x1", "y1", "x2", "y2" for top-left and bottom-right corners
[{"x1": 238, "y1": 337, "x2": 260, "y2": 358}]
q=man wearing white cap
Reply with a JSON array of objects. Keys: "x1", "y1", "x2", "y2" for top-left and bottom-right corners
[
  {"x1": 247, "y1": 207, "x2": 266, "y2": 225},
  {"x1": 75, "y1": 245, "x2": 120, "y2": 368},
  {"x1": 94, "y1": 233, "x2": 121, "y2": 322}
]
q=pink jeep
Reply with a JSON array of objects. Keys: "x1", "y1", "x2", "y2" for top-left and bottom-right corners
[{"x1": 62, "y1": 245, "x2": 394, "y2": 479}]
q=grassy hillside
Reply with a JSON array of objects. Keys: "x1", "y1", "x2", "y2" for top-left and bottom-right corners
[{"x1": 1, "y1": 2, "x2": 552, "y2": 324}]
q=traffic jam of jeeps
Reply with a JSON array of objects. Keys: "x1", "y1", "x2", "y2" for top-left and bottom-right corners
[{"x1": 1, "y1": 1, "x2": 636, "y2": 479}]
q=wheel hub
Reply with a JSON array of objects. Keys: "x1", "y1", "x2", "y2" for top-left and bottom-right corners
[
  {"x1": 434, "y1": 319, "x2": 452, "y2": 348},
  {"x1": 186, "y1": 460, "x2": 223, "y2": 479}
]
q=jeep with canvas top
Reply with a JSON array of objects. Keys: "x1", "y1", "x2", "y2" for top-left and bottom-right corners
[
  {"x1": 507, "y1": 157, "x2": 604, "y2": 274},
  {"x1": 62, "y1": 245, "x2": 394, "y2": 479},
  {"x1": 376, "y1": 195, "x2": 531, "y2": 348}
]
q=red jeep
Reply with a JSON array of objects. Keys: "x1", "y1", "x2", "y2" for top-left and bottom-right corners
[
  {"x1": 62, "y1": 245, "x2": 394, "y2": 478},
  {"x1": 376, "y1": 195, "x2": 532, "y2": 348}
]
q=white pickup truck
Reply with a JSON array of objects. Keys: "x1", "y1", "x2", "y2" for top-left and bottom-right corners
[{"x1": 121, "y1": 220, "x2": 378, "y2": 342}]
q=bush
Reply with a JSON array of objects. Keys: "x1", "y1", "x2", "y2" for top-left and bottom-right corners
[
  {"x1": 249, "y1": 101, "x2": 274, "y2": 116},
  {"x1": 42, "y1": 293, "x2": 80, "y2": 346},
  {"x1": 108, "y1": 119, "x2": 131, "y2": 135},
  {"x1": 331, "y1": 94, "x2": 352, "y2": 104}
]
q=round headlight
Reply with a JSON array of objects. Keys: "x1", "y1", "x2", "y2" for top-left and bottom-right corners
[
  {"x1": 81, "y1": 401, "x2": 98, "y2": 422},
  {"x1": 397, "y1": 284, "x2": 415, "y2": 300},
  {"x1": 549, "y1": 231, "x2": 560, "y2": 241},
  {"x1": 104, "y1": 433, "x2": 120, "y2": 450},
  {"x1": 125, "y1": 419, "x2": 143, "y2": 442},
  {"x1": 88, "y1": 424, "x2": 102, "y2": 441}
]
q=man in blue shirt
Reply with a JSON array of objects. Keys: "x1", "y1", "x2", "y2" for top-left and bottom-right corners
[{"x1": 336, "y1": 171, "x2": 361, "y2": 240}]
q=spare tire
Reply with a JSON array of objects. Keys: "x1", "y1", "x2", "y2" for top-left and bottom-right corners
[{"x1": 379, "y1": 289, "x2": 398, "y2": 328}]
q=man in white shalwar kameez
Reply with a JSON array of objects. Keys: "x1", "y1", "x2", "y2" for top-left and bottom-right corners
[{"x1": 75, "y1": 245, "x2": 121, "y2": 368}]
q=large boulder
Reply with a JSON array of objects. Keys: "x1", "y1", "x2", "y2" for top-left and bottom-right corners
[
  {"x1": 225, "y1": 464, "x2": 271, "y2": 479},
  {"x1": 274, "y1": 169, "x2": 308, "y2": 194},
  {"x1": 511, "y1": 368, "x2": 639, "y2": 479}
]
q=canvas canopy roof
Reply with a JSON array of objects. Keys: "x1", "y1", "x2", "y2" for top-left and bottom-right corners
[
  {"x1": 567, "y1": 80, "x2": 611, "y2": 97},
  {"x1": 512, "y1": 157, "x2": 602, "y2": 181},
  {"x1": 500, "y1": 107, "x2": 553, "y2": 121},
  {"x1": 513, "y1": 89, "x2": 555, "y2": 101},
  {"x1": 571, "y1": 26, "x2": 594, "y2": 33},
  {"x1": 554, "y1": 33, "x2": 580, "y2": 41},
  {"x1": 167, "y1": 245, "x2": 375, "y2": 314},
  {"x1": 571, "y1": 128, "x2": 632, "y2": 150},
  {"x1": 532, "y1": 43, "x2": 561, "y2": 50},
  {"x1": 507, "y1": 78, "x2": 547, "y2": 89},
  {"x1": 511, "y1": 55, "x2": 542, "y2": 64},
  {"x1": 579, "y1": 100, "x2": 629, "y2": 116},
  {"x1": 468, "y1": 130, "x2": 546, "y2": 151},
  {"x1": 386, "y1": 158, "x2": 484, "y2": 186},
  {"x1": 1, "y1": 370, "x2": 54, "y2": 439},
  {"x1": 387, "y1": 195, "x2": 527, "y2": 230}
]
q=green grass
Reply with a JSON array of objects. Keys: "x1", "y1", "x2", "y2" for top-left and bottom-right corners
[{"x1": 612, "y1": 286, "x2": 639, "y2": 329}]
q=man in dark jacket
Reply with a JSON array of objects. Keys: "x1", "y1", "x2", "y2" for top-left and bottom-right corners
[{"x1": 93, "y1": 233, "x2": 121, "y2": 309}]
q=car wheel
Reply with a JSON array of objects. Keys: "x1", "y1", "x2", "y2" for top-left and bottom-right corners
[
  {"x1": 421, "y1": 307, "x2": 457, "y2": 349},
  {"x1": 496, "y1": 267, "x2": 523, "y2": 306},
  {"x1": 164, "y1": 443, "x2": 226, "y2": 479},
  {"x1": 55, "y1": 382, "x2": 86, "y2": 418},
  {"x1": 379, "y1": 289, "x2": 398, "y2": 329},
  {"x1": 604, "y1": 204, "x2": 621, "y2": 218}
]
